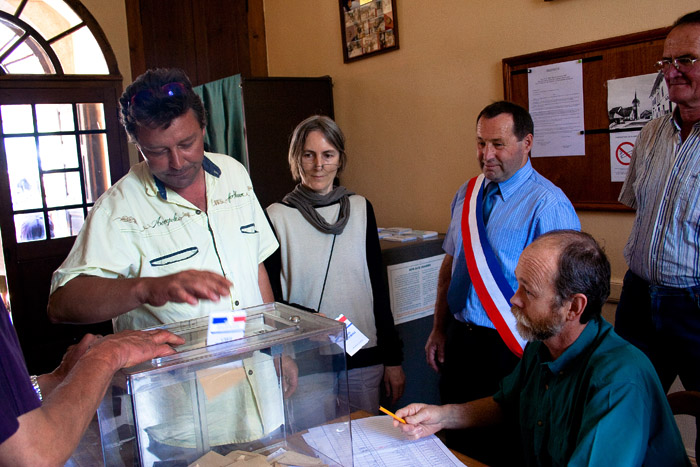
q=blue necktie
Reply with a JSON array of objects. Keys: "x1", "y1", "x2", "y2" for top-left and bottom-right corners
[
  {"x1": 446, "y1": 182, "x2": 499, "y2": 315},
  {"x1": 482, "y1": 182, "x2": 499, "y2": 224}
]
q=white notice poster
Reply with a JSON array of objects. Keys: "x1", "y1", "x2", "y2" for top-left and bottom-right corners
[
  {"x1": 387, "y1": 254, "x2": 444, "y2": 324},
  {"x1": 528, "y1": 60, "x2": 585, "y2": 157},
  {"x1": 609, "y1": 131, "x2": 637, "y2": 182},
  {"x1": 606, "y1": 73, "x2": 671, "y2": 182}
]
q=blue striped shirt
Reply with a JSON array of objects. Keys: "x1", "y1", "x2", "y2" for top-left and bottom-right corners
[
  {"x1": 444, "y1": 159, "x2": 580, "y2": 328},
  {"x1": 619, "y1": 112, "x2": 700, "y2": 288}
]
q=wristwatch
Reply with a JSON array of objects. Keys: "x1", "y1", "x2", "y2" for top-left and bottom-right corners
[{"x1": 30, "y1": 375, "x2": 43, "y2": 402}]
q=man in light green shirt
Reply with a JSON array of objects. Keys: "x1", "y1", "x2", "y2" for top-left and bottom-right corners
[
  {"x1": 48, "y1": 68, "x2": 295, "y2": 454},
  {"x1": 48, "y1": 69, "x2": 278, "y2": 332}
]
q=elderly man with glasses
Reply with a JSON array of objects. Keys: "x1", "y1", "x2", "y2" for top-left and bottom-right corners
[{"x1": 615, "y1": 9, "x2": 700, "y2": 455}]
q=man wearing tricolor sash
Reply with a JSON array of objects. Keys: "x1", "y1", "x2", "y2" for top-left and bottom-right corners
[{"x1": 425, "y1": 101, "x2": 579, "y2": 464}]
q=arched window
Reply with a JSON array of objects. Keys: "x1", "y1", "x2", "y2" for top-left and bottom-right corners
[
  {"x1": 0, "y1": 0, "x2": 128, "y2": 373},
  {"x1": 0, "y1": 0, "x2": 116, "y2": 74}
]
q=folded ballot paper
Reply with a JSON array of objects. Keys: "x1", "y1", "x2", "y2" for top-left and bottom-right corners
[
  {"x1": 379, "y1": 227, "x2": 438, "y2": 242},
  {"x1": 188, "y1": 448, "x2": 326, "y2": 467},
  {"x1": 207, "y1": 310, "x2": 246, "y2": 346},
  {"x1": 196, "y1": 311, "x2": 249, "y2": 401},
  {"x1": 333, "y1": 314, "x2": 369, "y2": 356},
  {"x1": 410, "y1": 229, "x2": 438, "y2": 239},
  {"x1": 382, "y1": 233, "x2": 417, "y2": 242}
]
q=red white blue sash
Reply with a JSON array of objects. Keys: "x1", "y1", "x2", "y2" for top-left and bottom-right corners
[{"x1": 461, "y1": 174, "x2": 526, "y2": 357}]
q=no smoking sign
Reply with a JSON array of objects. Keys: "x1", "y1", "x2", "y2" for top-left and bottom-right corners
[{"x1": 616, "y1": 142, "x2": 633, "y2": 165}]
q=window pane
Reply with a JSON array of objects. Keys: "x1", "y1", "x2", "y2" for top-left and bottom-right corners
[
  {"x1": 80, "y1": 133, "x2": 110, "y2": 202},
  {"x1": 1, "y1": 105, "x2": 34, "y2": 134},
  {"x1": 43, "y1": 171, "x2": 82, "y2": 208},
  {"x1": 38, "y1": 135, "x2": 78, "y2": 170},
  {"x1": 19, "y1": 0, "x2": 81, "y2": 41},
  {"x1": 15, "y1": 212, "x2": 47, "y2": 243},
  {"x1": 0, "y1": 18, "x2": 23, "y2": 57},
  {"x1": 49, "y1": 208, "x2": 84, "y2": 239},
  {"x1": 4, "y1": 137, "x2": 42, "y2": 210},
  {"x1": 36, "y1": 103, "x2": 75, "y2": 132},
  {"x1": 0, "y1": 1, "x2": 23, "y2": 15},
  {"x1": 52, "y1": 26, "x2": 107, "y2": 74},
  {"x1": 76, "y1": 103, "x2": 105, "y2": 130},
  {"x1": 3, "y1": 35, "x2": 54, "y2": 74}
]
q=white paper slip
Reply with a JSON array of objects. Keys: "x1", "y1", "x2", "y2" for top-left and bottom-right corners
[
  {"x1": 336, "y1": 314, "x2": 369, "y2": 356},
  {"x1": 381, "y1": 227, "x2": 412, "y2": 234},
  {"x1": 383, "y1": 233, "x2": 417, "y2": 242},
  {"x1": 410, "y1": 229, "x2": 438, "y2": 239},
  {"x1": 207, "y1": 310, "x2": 246, "y2": 346}
]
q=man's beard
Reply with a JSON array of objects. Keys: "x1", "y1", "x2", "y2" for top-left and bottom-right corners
[{"x1": 511, "y1": 304, "x2": 566, "y2": 342}]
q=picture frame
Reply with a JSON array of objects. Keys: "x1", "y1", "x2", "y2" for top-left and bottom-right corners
[{"x1": 339, "y1": 0, "x2": 399, "y2": 63}]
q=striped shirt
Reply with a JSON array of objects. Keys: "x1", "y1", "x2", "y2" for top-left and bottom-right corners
[
  {"x1": 619, "y1": 112, "x2": 700, "y2": 288},
  {"x1": 444, "y1": 159, "x2": 580, "y2": 328}
]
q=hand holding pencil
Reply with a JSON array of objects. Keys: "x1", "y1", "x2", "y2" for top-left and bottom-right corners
[
  {"x1": 380, "y1": 406, "x2": 406, "y2": 424},
  {"x1": 391, "y1": 403, "x2": 446, "y2": 440}
]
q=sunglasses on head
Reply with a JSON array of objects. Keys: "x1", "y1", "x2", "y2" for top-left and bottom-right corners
[{"x1": 129, "y1": 82, "x2": 187, "y2": 108}]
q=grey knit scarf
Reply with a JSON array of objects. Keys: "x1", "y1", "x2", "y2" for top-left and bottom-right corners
[{"x1": 283, "y1": 184, "x2": 355, "y2": 234}]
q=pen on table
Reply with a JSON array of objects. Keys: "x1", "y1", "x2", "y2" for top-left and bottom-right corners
[{"x1": 380, "y1": 406, "x2": 406, "y2": 424}]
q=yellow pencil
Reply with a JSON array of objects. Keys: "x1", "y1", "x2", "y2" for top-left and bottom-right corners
[{"x1": 380, "y1": 406, "x2": 406, "y2": 424}]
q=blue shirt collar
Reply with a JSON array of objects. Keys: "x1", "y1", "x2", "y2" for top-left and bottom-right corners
[
  {"x1": 497, "y1": 158, "x2": 534, "y2": 202},
  {"x1": 153, "y1": 155, "x2": 221, "y2": 200}
]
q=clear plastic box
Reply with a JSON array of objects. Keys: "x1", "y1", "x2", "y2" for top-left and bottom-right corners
[{"x1": 97, "y1": 302, "x2": 352, "y2": 466}]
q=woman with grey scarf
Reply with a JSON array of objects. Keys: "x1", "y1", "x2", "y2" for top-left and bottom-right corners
[{"x1": 265, "y1": 115, "x2": 405, "y2": 423}]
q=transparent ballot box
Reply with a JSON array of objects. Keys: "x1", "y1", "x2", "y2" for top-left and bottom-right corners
[{"x1": 97, "y1": 302, "x2": 353, "y2": 466}]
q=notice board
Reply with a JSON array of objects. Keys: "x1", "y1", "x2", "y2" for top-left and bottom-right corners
[{"x1": 502, "y1": 27, "x2": 669, "y2": 211}]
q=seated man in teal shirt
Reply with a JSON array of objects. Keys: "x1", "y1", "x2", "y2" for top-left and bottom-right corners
[{"x1": 395, "y1": 230, "x2": 688, "y2": 466}]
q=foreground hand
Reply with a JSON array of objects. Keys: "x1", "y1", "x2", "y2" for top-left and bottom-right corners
[
  {"x1": 383, "y1": 365, "x2": 406, "y2": 404},
  {"x1": 393, "y1": 403, "x2": 446, "y2": 440},
  {"x1": 276, "y1": 355, "x2": 299, "y2": 398},
  {"x1": 87, "y1": 329, "x2": 185, "y2": 370},
  {"x1": 425, "y1": 329, "x2": 446, "y2": 372},
  {"x1": 136, "y1": 270, "x2": 233, "y2": 307},
  {"x1": 38, "y1": 333, "x2": 102, "y2": 395},
  {"x1": 51, "y1": 333, "x2": 99, "y2": 384}
]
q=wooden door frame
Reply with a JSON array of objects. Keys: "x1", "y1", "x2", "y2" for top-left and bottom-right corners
[
  {"x1": 125, "y1": 0, "x2": 268, "y2": 83},
  {"x1": 0, "y1": 76, "x2": 129, "y2": 373}
]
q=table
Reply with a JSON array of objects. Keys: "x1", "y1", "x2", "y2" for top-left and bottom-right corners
[{"x1": 68, "y1": 411, "x2": 489, "y2": 466}]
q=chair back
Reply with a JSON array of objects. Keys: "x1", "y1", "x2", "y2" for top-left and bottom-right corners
[{"x1": 667, "y1": 390, "x2": 700, "y2": 417}]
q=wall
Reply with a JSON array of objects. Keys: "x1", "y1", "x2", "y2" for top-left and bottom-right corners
[
  {"x1": 79, "y1": 0, "x2": 139, "y2": 163},
  {"x1": 67, "y1": 0, "x2": 697, "y2": 455},
  {"x1": 81, "y1": 0, "x2": 132, "y2": 82},
  {"x1": 263, "y1": 0, "x2": 697, "y2": 294},
  {"x1": 263, "y1": 1, "x2": 698, "y2": 454}
]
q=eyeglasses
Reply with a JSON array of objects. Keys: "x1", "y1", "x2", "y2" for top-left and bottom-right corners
[
  {"x1": 654, "y1": 57, "x2": 700, "y2": 72},
  {"x1": 129, "y1": 82, "x2": 187, "y2": 108}
]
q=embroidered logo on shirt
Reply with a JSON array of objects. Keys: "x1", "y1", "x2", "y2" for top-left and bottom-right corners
[
  {"x1": 150, "y1": 247, "x2": 199, "y2": 267},
  {"x1": 116, "y1": 215, "x2": 138, "y2": 225},
  {"x1": 145, "y1": 213, "x2": 195, "y2": 229},
  {"x1": 116, "y1": 212, "x2": 195, "y2": 230},
  {"x1": 211, "y1": 190, "x2": 249, "y2": 206}
]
